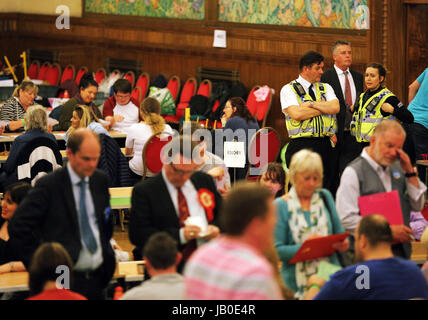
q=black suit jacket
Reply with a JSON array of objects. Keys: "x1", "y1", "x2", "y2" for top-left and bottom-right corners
[
  {"x1": 8, "y1": 167, "x2": 116, "y2": 286},
  {"x1": 321, "y1": 68, "x2": 364, "y2": 146},
  {"x1": 129, "y1": 171, "x2": 222, "y2": 253}
]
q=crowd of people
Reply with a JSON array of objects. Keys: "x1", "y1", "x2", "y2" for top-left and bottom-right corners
[{"x1": 0, "y1": 38, "x2": 427, "y2": 300}]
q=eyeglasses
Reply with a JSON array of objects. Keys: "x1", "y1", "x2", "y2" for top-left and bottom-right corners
[{"x1": 170, "y1": 164, "x2": 195, "y2": 176}]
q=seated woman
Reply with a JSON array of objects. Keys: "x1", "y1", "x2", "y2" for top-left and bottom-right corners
[
  {"x1": 27, "y1": 242, "x2": 86, "y2": 300},
  {"x1": 274, "y1": 149, "x2": 349, "y2": 299},
  {"x1": 0, "y1": 81, "x2": 38, "y2": 132},
  {"x1": 65, "y1": 105, "x2": 110, "y2": 142},
  {"x1": 125, "y1": 97, "x2": 173, "y2": 183},
  {"x1": 1, "y1": 105, "x2": 59, "y2": 189},
  {"x1": 221, "y1": 97, "x2": 260, "y2": 181},
  {"x1": 57, "y1": 73, "x2": 102, "y2": 131},
  {"x1": 258, "y1": 162, "x2": 286, "y2": 198},
  {"x1": 0, "y1": 182, "x2": 31, "y2": 274}
]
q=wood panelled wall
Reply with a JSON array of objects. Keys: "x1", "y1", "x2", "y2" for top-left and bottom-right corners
[{"x1": 0, "y1": 0, "x2": 419, "y2": 145}]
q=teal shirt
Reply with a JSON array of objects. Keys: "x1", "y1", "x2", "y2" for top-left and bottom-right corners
[
  {"x1": 408, "y1": 68, "x2": 428, "y2": 129},
  {"x1": 274, "y1": 188, "x2": 345, "y2": 293}
]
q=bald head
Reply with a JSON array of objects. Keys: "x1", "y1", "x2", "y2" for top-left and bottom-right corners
[
  {"x1": 372, "y1": 120, "x2": 406, "y2": 140},
  {"x1": 356, "y1": 214, "x2": 393, "y2": 247},
  {"x1": 67, "y1": 128, "x2": 101, "y2": 179}
]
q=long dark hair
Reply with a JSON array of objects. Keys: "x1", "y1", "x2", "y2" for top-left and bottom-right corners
[
  {"x1": 79, "y1": 73, "x2": 98, "y2": 91},
  {"x1": 228, "y1": 97, "x2": 256, "y2": 124}
]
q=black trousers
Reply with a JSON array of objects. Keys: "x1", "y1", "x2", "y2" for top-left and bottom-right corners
[
  {"x1": 72, "y1": 268, "x2": 109, "y2": 300},
  {"x1": 285, "y1": 137, "x2": 335, "y2": 193},
  {"x1": 403, "y1": 123, "x2": 428, "y2": 183}
]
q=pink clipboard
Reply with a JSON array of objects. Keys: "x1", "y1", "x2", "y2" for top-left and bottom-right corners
[
  {"x1": 358, "y1": 190, "x2": 403, "y2": 225},
  {"x1": 289, "y1": 232, "x2": 350, "y2": 264}
]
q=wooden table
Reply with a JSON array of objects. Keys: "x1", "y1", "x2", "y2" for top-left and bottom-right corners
[
  {"x1": 0, "y1": 261, "x2": 144, "y2": 293},
  {"x1": 109, "y1": 187, "x2": 134, "y2": 232},
  {"x1": 410, "y1": 241, "x2": 428, "y2": 265}
]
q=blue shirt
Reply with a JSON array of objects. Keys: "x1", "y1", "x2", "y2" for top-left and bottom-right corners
[
  {"x1": 315, "y1": 257, "x2": 428, "y2": 300},
  {"x1": 408, "y1": 68, "x2": 428, "y2": 129},
  {"x1": 66, "y1": 163, "x2": 103, "y2": 271}
]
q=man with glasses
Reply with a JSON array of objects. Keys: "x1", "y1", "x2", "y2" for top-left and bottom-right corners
[
  {"x1": 129, "y1": 135, "x2": 222, "y2": 272},
  {"x1": 103, "y1": 78, "x2": 141, "y2": 131}
]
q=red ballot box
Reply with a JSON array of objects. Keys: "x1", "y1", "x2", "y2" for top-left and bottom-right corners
[
  {"x1": 289, "y1": 232, "x2": 350, "y2": 264},
  {"x1": 358, "y1": 190, "x2": 404, "y2": 225}
]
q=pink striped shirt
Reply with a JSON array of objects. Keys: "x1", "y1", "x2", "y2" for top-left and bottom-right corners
[{"x1": 184, "y1": 237, "x2": 282, "y2": 300}]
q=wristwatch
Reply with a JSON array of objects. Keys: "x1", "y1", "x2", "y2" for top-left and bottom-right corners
[{"x1": 405, "y1": 172, "x2": 417, "y2": 178}]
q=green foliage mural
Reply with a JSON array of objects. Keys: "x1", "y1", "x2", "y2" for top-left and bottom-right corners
[
  {"x1": 85, "y1": 0, "x2": 205, "y2": 20},
  {"x1": 218, "y1": 0, "x2": 369, "y2": 29}
]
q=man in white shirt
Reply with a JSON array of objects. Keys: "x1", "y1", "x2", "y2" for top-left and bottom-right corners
[
  {"x1": 321, "y1": 41, "x2": 364, "y2": 194},
  {"x1": 102, "y1": 79, "x2": 140, "y2": 132},
  {"x1": 336, "y1": 120, "x2": 426, "y2": 259},
  {"x1": 280, "y1": 51, "x2": 339, "y2": 192}
]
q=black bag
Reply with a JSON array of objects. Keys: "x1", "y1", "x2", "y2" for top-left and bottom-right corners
[
  {"x1": 189, "y1": 95, "x2": 210, "y2": 117},
  {"x1": 152, "y1": 74, "x2": 167, "y2": 88}
]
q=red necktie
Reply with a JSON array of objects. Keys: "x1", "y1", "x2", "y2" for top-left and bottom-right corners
[
  {"x1": 177, "y1": 187, "x2": 196, "y2": 262},
  {"x1": 344, "y1": 71, "x2": 352, "y2": 107}
]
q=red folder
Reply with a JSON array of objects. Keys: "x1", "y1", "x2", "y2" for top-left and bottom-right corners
[
  {"x1": 358, "y1": 190, "x2": 403, "y2": 225},
  {"x1": 289, "y1": 232, "x2": 350, "y2": 264}
]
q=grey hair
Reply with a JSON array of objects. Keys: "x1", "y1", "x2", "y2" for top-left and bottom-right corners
[
  {"x1": 332, "y1": 40, "x2": 351, "y2": 54},
  {"x1": 24, "y1": 105, "x2": 48, "y2": 131},
  {"x1": 289, "y1": 149, "x2": 323, "y2": 187}
]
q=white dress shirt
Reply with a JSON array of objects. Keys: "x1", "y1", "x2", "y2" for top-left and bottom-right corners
[
  {"x1": 334, "y1": 64, "x2": 358, "y2": 106},
  {"x1": 161, "y1": 168, "x2": 209, "y2": 246},
  {"x1": 67, "y1": 163, "x2": 103, "y2": 271},
  {"x1": 336, "y1": 148, "x2": 427, "y2": 232},
  {"x1": 280, "y1": 75, "x2": 337, "y2": 112}
]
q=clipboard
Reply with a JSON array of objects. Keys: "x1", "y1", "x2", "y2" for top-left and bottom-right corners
[
  {"x1": 358, "y1": 190, "x2": 403, "y2": 225},
  {"x1": 289, "y1": 232, "x2": 350, "y2": 264}
]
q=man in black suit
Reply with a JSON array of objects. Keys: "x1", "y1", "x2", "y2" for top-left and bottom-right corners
[
  {"x1": 129, "y1": 135, "x2": 222, "y2": 271},
  {"x1": 321, "y1": 40, "x2": 364, "y2": 194},
  {"x1": 8, "y1": 129, "x2": 116, "y2": 300}
]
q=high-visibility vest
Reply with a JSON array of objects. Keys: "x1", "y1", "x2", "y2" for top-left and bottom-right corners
[
  {"x1": 285, "y1": 81, "x2": 337, "y2": 138},
  {"x1": 350, "y1": 87, "x2": 395, "y2": 143}
]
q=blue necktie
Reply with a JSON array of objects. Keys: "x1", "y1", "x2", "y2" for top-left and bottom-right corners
[{"x1": 78, "y1": 180, "x2": 97, "y2": 254}]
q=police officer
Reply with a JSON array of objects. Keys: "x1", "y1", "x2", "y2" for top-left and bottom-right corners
[
  {"x1": 280, "y1": 51, "x2": 340, "y2": 192},
  {"x1": 351, "y1": 63, "x2": 414, "y2": 150}
]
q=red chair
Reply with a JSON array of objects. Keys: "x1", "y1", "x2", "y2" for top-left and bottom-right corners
[
  {"x1": 246, "y1": 127, "x2": 280, "y2": 180},
  {"x1": 169, "y1": 77, "x2": 197, "y2": 122},
  {"x1": 59, "y1": 64, "x2": 75, "y2": 85},
  {"x1": 75, "y1": 66, "x2": 88, "y2": 86},
  {"x1": 196, "y1": 79, "x2": 212, "y2": 98},
  {"x1": 246, "y1": 85, "x2": 273, "y2": 128},
  {"x1": 167, "y1": 75, "x2": 181, "y2": 102},
  {"x1": 131, "y1": 86, "x2": 142, "y2": 104},
  {"x1": 37, "y1": 62, "x2": 51, "y2": 80},
  {"x1": 135, "y1": 72, "x2": 150, "y2": 99},
  {"x1": 45, "y1": 63, "x2": 61, "y2": 86},
  {"x1": 28, "y1": 60, "x2": 40, "y2": 80},
  {"x1": 94, "y1": 67, "x2": 106, "y2": 85},
  {"x1": 123, "y1": 71, "x2": 136, "y2": 88},
  {"x1": 422, "y1": 205, "x2": 428, "y2": 221},
  {"x1": 142, "y1": 132, "x2": 173, "y2": 180}
]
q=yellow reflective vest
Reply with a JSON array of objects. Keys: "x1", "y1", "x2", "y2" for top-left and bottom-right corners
[
  {"x1": 285, "y1": 81, "x2": 337, "y2": 138},
  {"x1": 351, "y1": 87, "x2": 395, "y2": 143}
]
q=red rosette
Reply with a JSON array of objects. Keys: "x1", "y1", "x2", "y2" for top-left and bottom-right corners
[{"x1": 198, "y1": 188, "x2": 215, "y2": 222}]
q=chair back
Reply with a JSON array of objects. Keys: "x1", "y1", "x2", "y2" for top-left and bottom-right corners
[
  {"x1": 176, "y1": 77, "x2": 197, "y2": 118},
  {"x1": 246, "y1": 85, "x2": 273, "y2": 127},
  {"x1": 16, "y1": 136, "x2": 63, "y2": 186},
  {"x1": 246, "y1": 127, "x2": 280, "y2": 179},
  {"x1": 142, "y1": 131, "x2": 173, "y2": 179},
  {"x1": 123, "y1": 70, "x2": 136, "y2": 88},
  {"x1": 28, "y1": 60, "x2": 40, "y2": 80},
  {"x1": 45, "y1": 63, "x2": 62, "y2": 86},
  {"x1": 60, "y1": 64, "x2": 75, "y2": 85},
  {"x1": 167, "y1": 75, "x2": 181, "y2": 102},
  {"x1": 37, "y1": 61, "x2": 51, "y2": 80},
  {"x1": 135, "y1": 72, "x2": 150, "y2": 99},
  {"x1": 94, "y1": 67, "x2": 106, "y2": 85},
  {"x1": 75, "y1": 66, "x2": 88, "y2": 86},
  {"x1": 131, "y1": 86, "x2": 142, "y2": 104},
  {"x1": 196, "y1": 79, "x2": 212, "y2": 98}
]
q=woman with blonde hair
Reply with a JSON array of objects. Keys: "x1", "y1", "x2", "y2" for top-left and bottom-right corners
[
  {"x1": 125, "y1": 97, "x2": 173, "y2": 183},
  {"x1": 64, "y1": 104, "x2": 110, "y2": 142},
  {"x1": 274, "y1": 149, "x2": 349, "y2": 299},
  {"x1": 0, "y1": 81, "x2": 38, "y2": 132}
]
